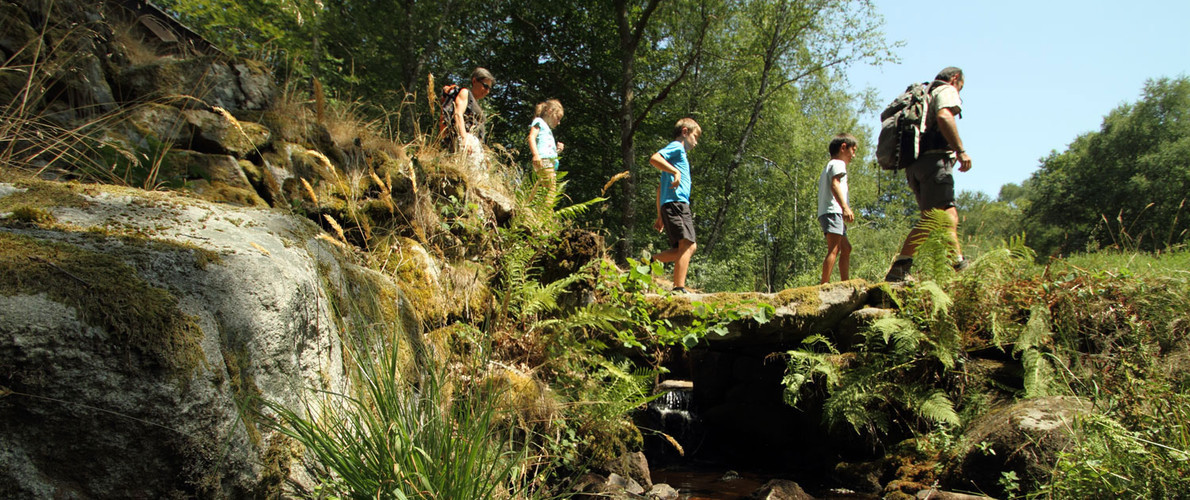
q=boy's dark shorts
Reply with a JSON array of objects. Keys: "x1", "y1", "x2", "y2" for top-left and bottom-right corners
[
  {"x1": 662, "y1": 202, "x2": 696, "y2": 248},
  {"x1": 905, "y1": 153, "x2": 956, "y2": 210}
]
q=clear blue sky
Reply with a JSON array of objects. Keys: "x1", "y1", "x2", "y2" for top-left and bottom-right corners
[{"x1": 847, "y1": 0, "x2": 1190, "y2": 197}]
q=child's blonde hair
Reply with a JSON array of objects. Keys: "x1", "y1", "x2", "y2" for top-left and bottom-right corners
[
  {"x1": 672, "y1": 117, "x2": 701, "y2": 139},
  {"x1": 534, "y1": 99, "x2": 564, "y2": 127}
]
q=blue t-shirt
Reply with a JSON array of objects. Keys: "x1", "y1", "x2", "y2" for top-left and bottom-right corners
[{"x1": 657, "y1": 140, "x2": 691, "y2": 205}]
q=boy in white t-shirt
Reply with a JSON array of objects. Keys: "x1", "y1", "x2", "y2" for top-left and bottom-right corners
[{"x1": 817, "y1": 134, "x2": 857, "y2": 284}]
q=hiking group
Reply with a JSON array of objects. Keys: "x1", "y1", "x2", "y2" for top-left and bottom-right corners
[{"x1": 440, "y1": 65, "x2": 973, "y2": 292}]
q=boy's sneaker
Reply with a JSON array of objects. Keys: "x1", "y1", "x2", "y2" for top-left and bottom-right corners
[
  {"x1": 884, "y1": 258, "x2": 914, "y2": 283},
  {"x1": 953, "y1": 257, "x2": 969, "y2": 273}
]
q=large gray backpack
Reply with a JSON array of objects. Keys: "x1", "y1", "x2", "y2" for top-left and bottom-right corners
[{"x1": 876, "y1": 82, "x2": 930, "y2": 170}]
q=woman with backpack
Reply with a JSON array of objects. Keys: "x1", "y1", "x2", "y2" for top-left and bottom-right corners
[{"x1": 445, "y1": 68, "x2": 495, "y2": 168}]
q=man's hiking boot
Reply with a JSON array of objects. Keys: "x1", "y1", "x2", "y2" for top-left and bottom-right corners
[
  {"x1": 884, "y1": 258, "x2": 914, "y2": 283},
  {"x1": 953, "y1": 257, "x2": 969, "y2": 273}
]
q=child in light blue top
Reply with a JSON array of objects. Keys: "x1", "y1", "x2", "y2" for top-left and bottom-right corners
[{"x1": 528, "y1": 99, "x2": 564, "y2": 193}]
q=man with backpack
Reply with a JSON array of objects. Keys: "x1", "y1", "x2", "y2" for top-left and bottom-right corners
[{"x1": 884, "y1": 66, "x2": 973, "y2": 282}]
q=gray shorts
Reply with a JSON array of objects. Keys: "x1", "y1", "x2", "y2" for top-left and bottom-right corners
[
  {"x1": 819, "y1": 213, "x2": 847, "y2": 236},
  {"x1": 905, "y1": 153, "x2": 956, "y2": 210},
  {"x1": 662, "y1": 202, "x2": 696, "y2": 248}
]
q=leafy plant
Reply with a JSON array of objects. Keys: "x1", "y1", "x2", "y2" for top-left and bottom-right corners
[
  {"x1": 782, "y1": 273, "x2": 964, "y2": 438},
  {"x1": 261, "y1": 327, "x2": 525, "y2": 500},
  {"x1": 594, "y1": 258, "x2": 775, "y2": 350}
]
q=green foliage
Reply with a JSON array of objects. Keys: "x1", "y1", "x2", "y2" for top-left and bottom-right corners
[
  {"x1": 262, "y1": 328, "x2": 524, "y2": 500},
  {"x1": 594, "y1": 258, "x2": 775, "y2": 350},
  {"x1": 781, "y1": 335, "x2": 840, "y2": 407},
  {"x1": 1014, "y1": 306, "x2": 1065, "y2": 398},
  {"x1": 782, "y1": 279, "x2": 962, "y2": 439},
  {"x1": 155, "y1": 0, "x2": 325, "y2": 76},
  {"x1": 912, "y1": 209, "x2": 963, "y2": 280},
  {"x1": 1022, "y1": 76, "x2": 1190, "y2": 256},
  {"x1": 1040, "y1": 407, "x2": 1190, "y2": 499},
  {"x1": 96, "y1": 136, "x2": 182, "y2": 190}
]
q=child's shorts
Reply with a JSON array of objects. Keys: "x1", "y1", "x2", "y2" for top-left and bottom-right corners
[
  {"x1": 662, "y1": 202, "x2": 696, "y2": 248},
  {"x1": 537, "y1": 158, "x2": 558, "y2": 171},
  {"x1": 818, "y1": 213, "x2": 847, "y2": 236}
]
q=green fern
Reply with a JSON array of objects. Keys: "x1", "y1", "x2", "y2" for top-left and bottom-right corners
[
  {"x1": 913, "y1": 209, "x2": 963, "y2": 279},
  {"x1": 785, "y1": 280, "x2": 965, "y2": 440},
  {"x1": 1015, "y1": 305, "x2": 1066, "y2": 398},
  {"x1": 781, "y1": 336, "x2": 841, "y2": 407},
  {"x1": 903, "y1": 385, "x2": 961, "y2": 427},
  {"x1": 555, "y1": 196, "x2": 608, "y2": 221}
]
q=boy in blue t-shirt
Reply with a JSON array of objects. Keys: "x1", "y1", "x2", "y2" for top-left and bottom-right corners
[
  {"x1": 817, "y1": 134, "x2": 857, "y2": 284},
  {"x1": 649, "y1": 117, "x2": 701, "y2": 293}
]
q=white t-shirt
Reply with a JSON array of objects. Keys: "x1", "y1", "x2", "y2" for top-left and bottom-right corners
[{"x1": 817, "y1": 159, "x2": 848, "y2": 217}]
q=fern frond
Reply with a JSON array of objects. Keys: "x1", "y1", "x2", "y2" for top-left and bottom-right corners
[
  {"x1": 868, "y1": 317, "x2": 918, "y2": 348},
  {"x1": 781, "y1": 348, "x2": 842, "y2": 407},
  {"x1": 906, "y1": 386, "x2": 961, "y2": 427},
  {"x1": 555, "y1": 197, "x2": 608, "y2": 221},
  {"x1": 823, "y1": 379, "x2": 889, "y2": 437},
  {"x1": 1015, "y1": 305, "x2": 1053, "y2": 355},
  {"x1": 800, "y1": 334, "x2": 840, "y2": 354},
  {"x1": 918, "y1": 280, "x2": 953, "y2": 319},
  {"x1": 890, "y1": 325, "x2": 925, "y2": 356},
  {"x1": 1014, "y1": 306, "x2": 1067, "y2": 398},
  {"x1": 559, "y1": 303, "x2": 632, "y2": 332}
]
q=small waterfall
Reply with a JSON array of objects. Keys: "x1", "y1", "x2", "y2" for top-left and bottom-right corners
[{"x1": 646, "y1": 380, "x2": 702, "y2": 458}]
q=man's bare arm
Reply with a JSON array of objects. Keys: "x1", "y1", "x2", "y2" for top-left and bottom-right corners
[{"x1": 936, "y1": 107, "x2": 973, "y2": 172}]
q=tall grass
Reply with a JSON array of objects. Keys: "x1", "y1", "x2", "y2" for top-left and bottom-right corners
[
  {"x1": 0, "y1": 9, "x2": 186, "y2": 189},
  {"x1": 261, "y1": 325, "x2": 526, "y2": 499}
]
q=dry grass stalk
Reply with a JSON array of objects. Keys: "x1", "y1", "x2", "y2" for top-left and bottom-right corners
[
  {"x1": 249, "y1": 242, "x2": 271, "y2": 256},
  {"x1": 602, "y1": 171, "x2": 631, "y2": 196},
  {"x1": 407, "y1": 160, "x2": 418, "y2": 195},
  {"x1": 427, "y1": 73, "x2": 437, "y2": 117},
  {"x1": 211, "y1": 105, "x2": 251, "y2": 142},
  {"x1": 369, "y1": 171, "x2": 395, "y2": 213},
  {"x1": 661, "y1": 433, "x2": 685, "y2": 456},
  {"x1": 300, "y1": 178, "x2": 319, "y2": 205},
  {"x1": 316, "y1": 233, "x2": 347, "y2": 248},
  {"x1": 306, "y1": 149, "x2": 337, "y2": 178},
  {"x1": 323, "y1": 214, "x2": 348, "y2": 243},
  {"x1": 313, "y1": 78, "x2": 325, "y2": 124},
  {"x1": 369, "y1": 171, "x2": 388, "y2": 192}
]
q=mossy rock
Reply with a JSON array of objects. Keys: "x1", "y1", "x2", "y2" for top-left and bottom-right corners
[
  {"x1": 0, "y1": 180, "x2": 93, "y2": 212},
  {"x1": 0, "y1": 231, "x2": 206, "y2": 375},
  {"x1": 645, "y1": 280, "x2": 873, "y2": 348},
  {"x1": 180, "y1": 109, "x2": 272, "y2": 158}
]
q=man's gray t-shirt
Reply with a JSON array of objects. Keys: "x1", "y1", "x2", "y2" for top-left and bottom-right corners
[
  {"x1": 817, "y1": 159, "x2": 848, "y2": 217},
  {"x1": 922, "y1": 84, "x2": 962, "y2": 153}
]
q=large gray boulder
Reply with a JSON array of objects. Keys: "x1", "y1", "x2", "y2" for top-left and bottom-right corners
[
  {"x1": 945, "y1": 396, "x2": 1092, "y2": 497},
  {"x1": 0, "y1": 181, "x2": 416, "y2": 498}
]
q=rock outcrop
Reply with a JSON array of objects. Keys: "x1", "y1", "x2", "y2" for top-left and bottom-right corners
[{"x1": 0, "y1": 181, "x2": 419, "y2": 498}]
